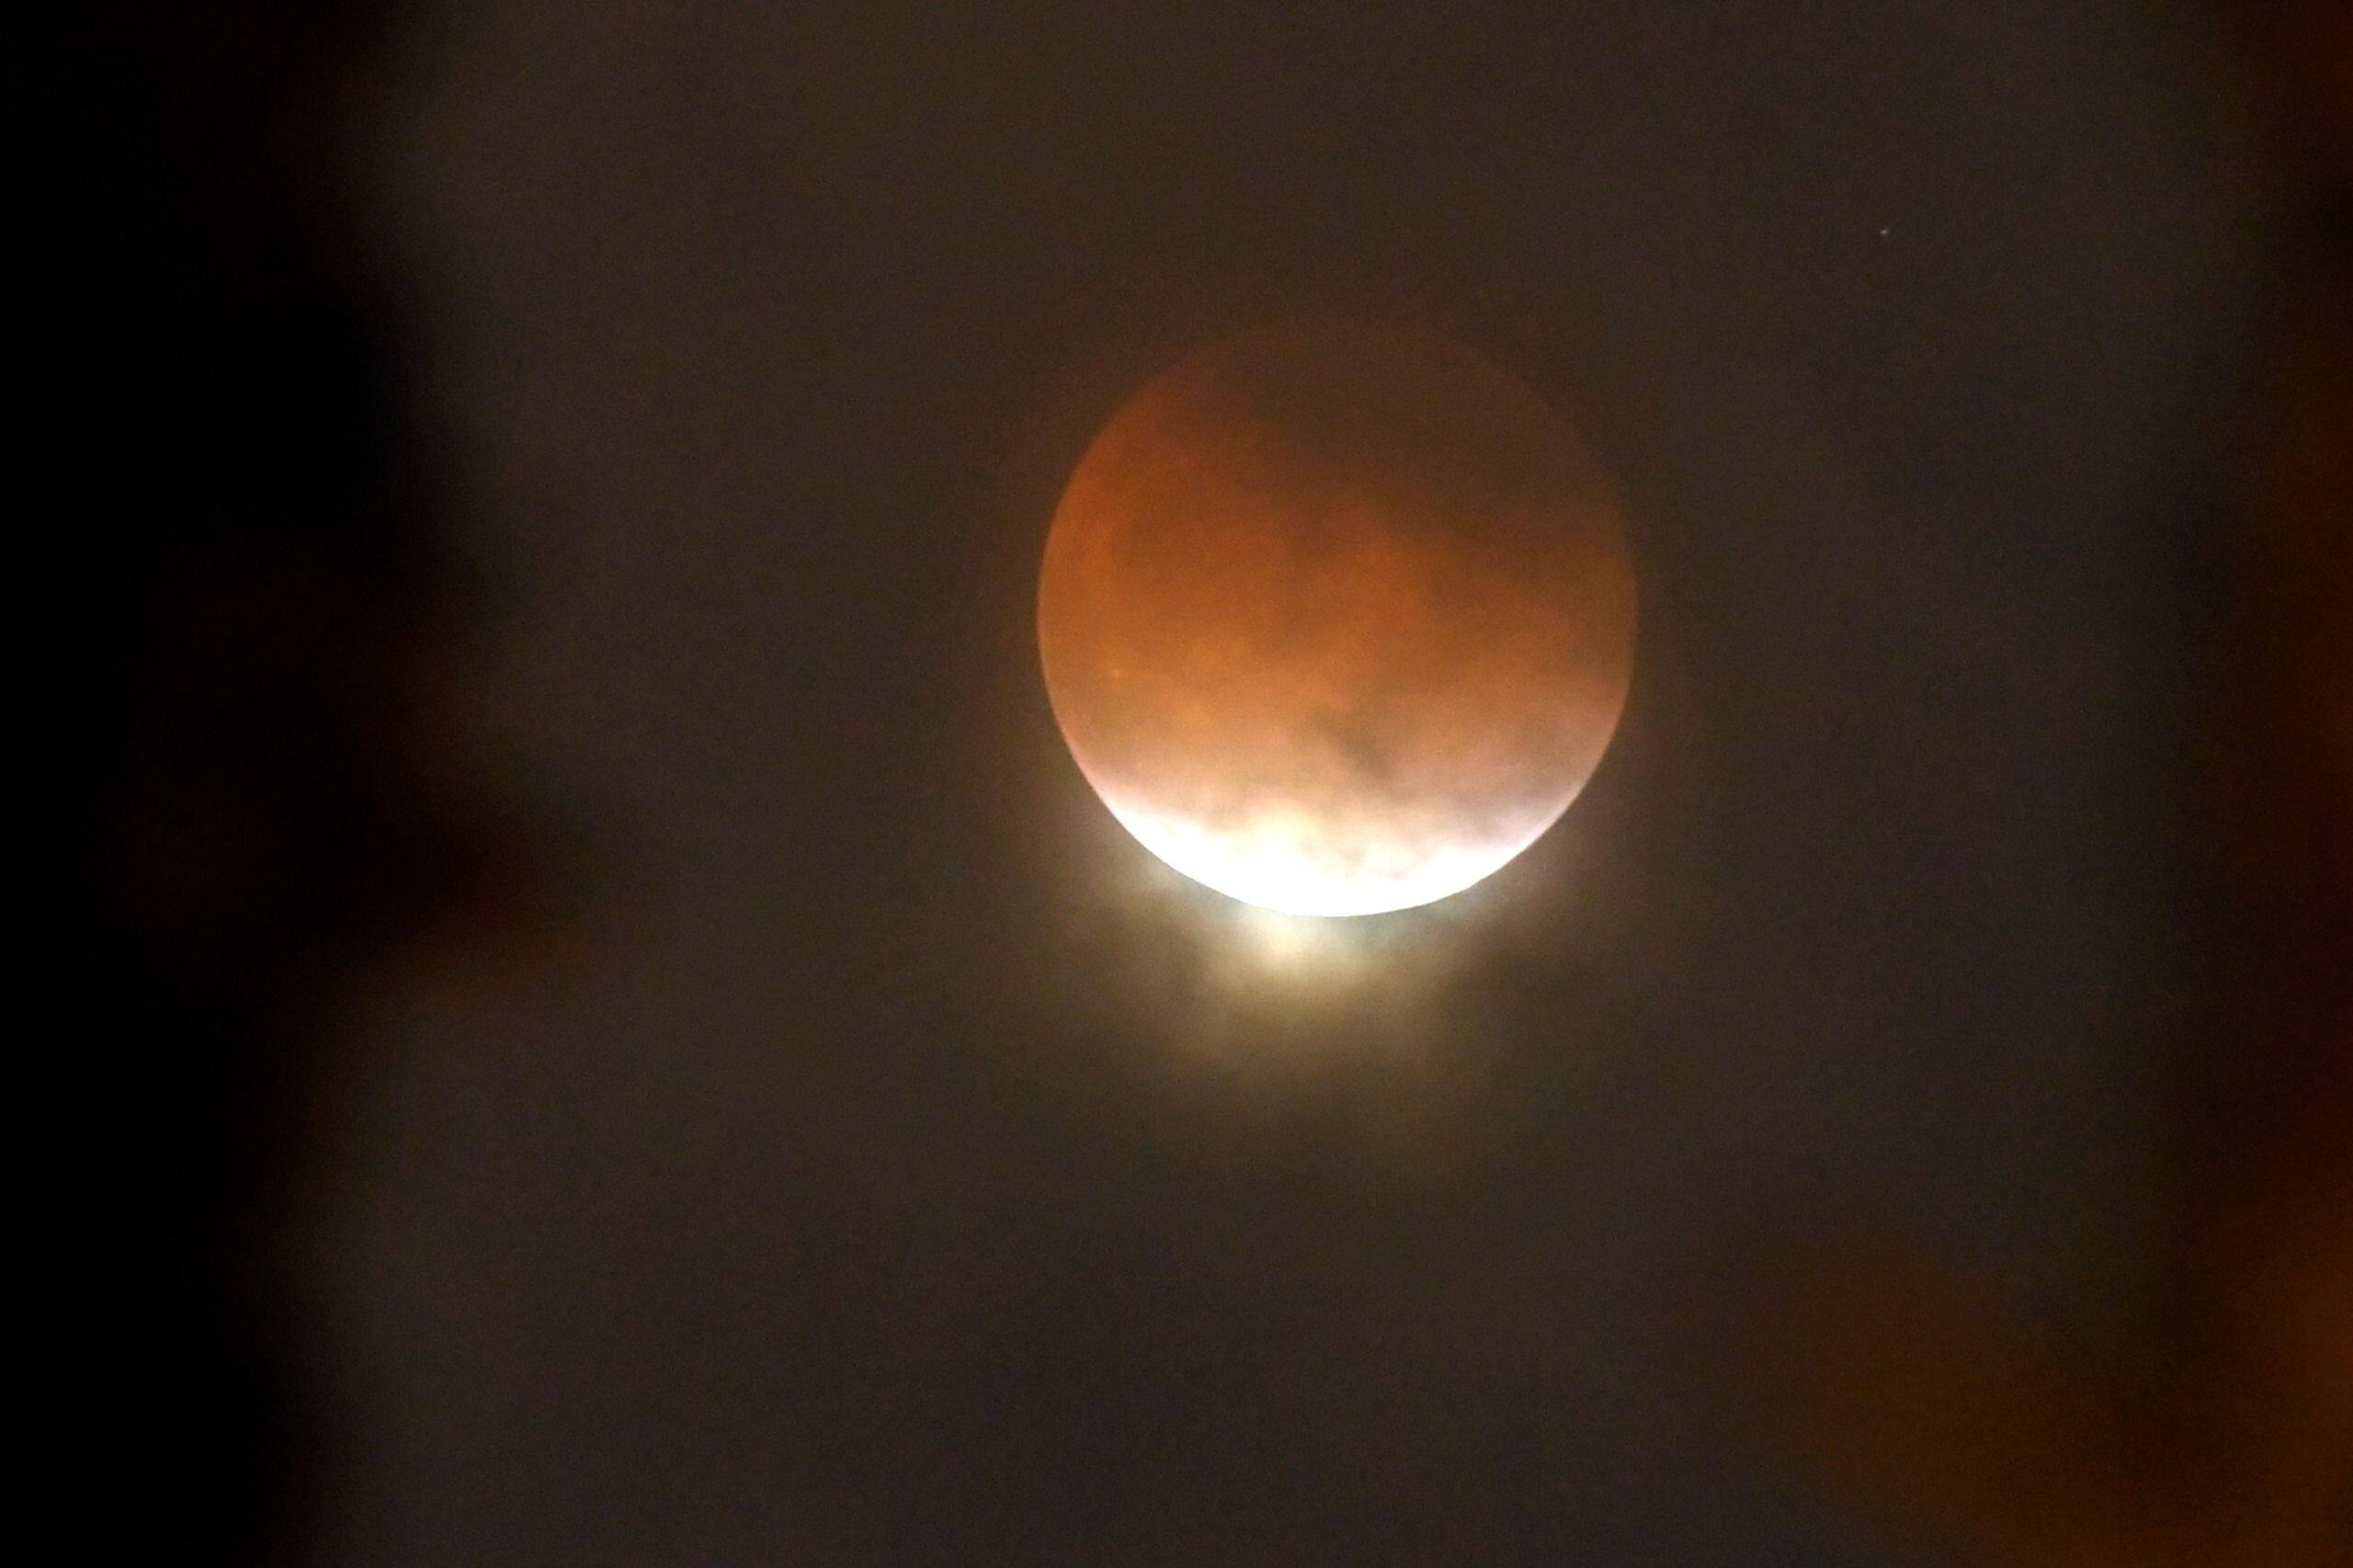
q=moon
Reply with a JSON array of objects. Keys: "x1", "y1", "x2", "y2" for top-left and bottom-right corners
[{"x1": 1038, "y1": 323, "x2": 1637, "y2": 918}]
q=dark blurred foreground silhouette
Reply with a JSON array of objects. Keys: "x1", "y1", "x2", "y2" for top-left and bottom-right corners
[
  {"x1": 95, "y1": 3, "x2": 2342, "y2": 1563},
  {"x1": 1749, "y1": 7, "x2": 2347, "y2": 1560},
  {"x1": 94, "y1": 4, "x2": 512, "y2": 1561}
]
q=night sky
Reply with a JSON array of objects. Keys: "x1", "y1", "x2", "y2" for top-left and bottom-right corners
[{"x1": 318, "y1": 3, "x2": 2266, "y2": 1561}]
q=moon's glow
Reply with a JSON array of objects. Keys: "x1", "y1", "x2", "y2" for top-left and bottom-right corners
[{"x1": 1039, "y1": 324, "x2": 1636, "y2": 917}]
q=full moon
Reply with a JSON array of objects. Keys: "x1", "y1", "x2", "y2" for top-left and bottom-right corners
[{"x1": 1039, "y1": 323, "x2": 1637, "y2": 917}]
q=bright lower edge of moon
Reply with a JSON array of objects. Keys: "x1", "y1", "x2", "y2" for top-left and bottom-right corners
[
  {"x1": 1039, "y1": 321, "x2": 1637, "y2": 919},
  {"x1": 1107, "y1": 801, "x2": 1558, "y2": 919}
]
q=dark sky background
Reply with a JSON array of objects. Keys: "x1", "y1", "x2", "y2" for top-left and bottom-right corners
[{"x1": 314, "y1": 3, "x2": 2267, "y2": 1561}]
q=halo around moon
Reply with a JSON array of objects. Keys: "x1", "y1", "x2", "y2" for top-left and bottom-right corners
[{"x1": 1039, "y1": 322, "x2": 1636, "y2": 917}]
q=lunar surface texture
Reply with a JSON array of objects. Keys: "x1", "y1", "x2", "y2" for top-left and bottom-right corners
[{"x1": 1039, "y1": 324, "x2": 1637, "y2": 917}]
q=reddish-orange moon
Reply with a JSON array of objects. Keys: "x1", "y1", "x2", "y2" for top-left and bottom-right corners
[{"x1": 1039, "y1": 323, "x2": 1636, "y2": 917}]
